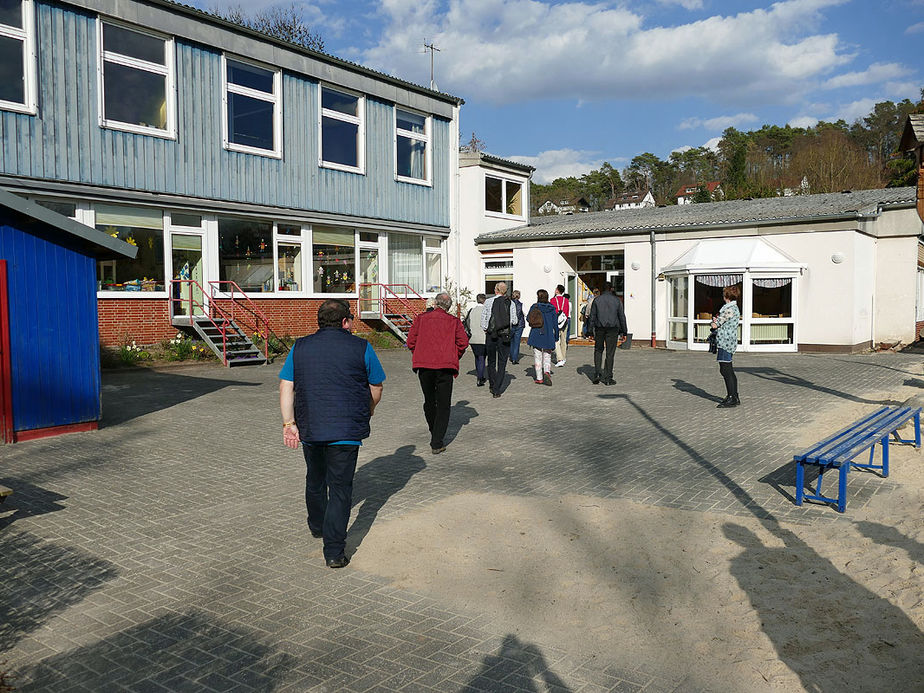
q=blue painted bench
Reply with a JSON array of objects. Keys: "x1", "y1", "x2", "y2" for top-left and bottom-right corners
[{"x1": 794, "y1": 405, "x2": 921, "y2": 513}]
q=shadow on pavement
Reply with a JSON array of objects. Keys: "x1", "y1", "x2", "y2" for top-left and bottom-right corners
[
  {"x1": 671, "y1": 378, "x2": 724, "y2": 403},
  {"x1": 723, "y1": 523, "x2": 924, "y2": 692},
  {"x1": 347, "y1": 445, "x2": 426, "y2": 555},
  {"x1": 0, "y1": 531, "x2": 118, "y2": 653},
  {"x1": 0, "y1": 479, "x2": 68, "y2": 531},
  {"x1": 101, "y1": 370, "x2": 260, "y2": 427},
  {"x1": 459, "y1": 634, "x2": 571, "y2": 692},
  {"x1": 445, "y1": 400, "x2": 478, "y2": 445},
  {"x1": 12, "y1": 610, "x2": 295, "y2": 691},
  {"x1": 735, "y1": 366, "x2": 901, "y2": 406}
]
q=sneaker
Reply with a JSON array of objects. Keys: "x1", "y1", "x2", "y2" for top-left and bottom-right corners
[
  {"x1": 543, "y1": 373, "x2": 553, "y2": 386},
  {"x1": 555, "y1": 360, "x2": 565, "y2": 367},
  {"x1": 592, "y1": 376, "x2": 601, "y2": 385},
  {"x1": 477, "y1": 379, "x2": 486, "y2": 387},
  {"x1": 431, "y1": 446, "x2": 447, "y2": 454},
  {"x1": 325, "y1": 554, "x2": 350, "y2": 569},
  {"x1": 535, "y1": 379, "x2": 544, "y2": 385}
]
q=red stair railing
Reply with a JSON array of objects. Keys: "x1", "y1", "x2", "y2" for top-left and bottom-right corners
[
  {"x1": 170, "y1": 279, "x2": 234, "y2": 366},
  {"x1": 357, "y1": 283, "x2": 426, "y2": 326},
  {"x1": 208, "y1": 281, "x2": 272, "y2": 362}
]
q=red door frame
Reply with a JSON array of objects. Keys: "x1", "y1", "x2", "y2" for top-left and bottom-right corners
[{"x1": 0, "y1": 260, "x2": 13, "y2": 443}]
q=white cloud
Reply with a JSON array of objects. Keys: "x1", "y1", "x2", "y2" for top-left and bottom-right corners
[
  {"x1": 822, "y1": 62, "x2": 909, "y2": 89},
  {"x1": 505, "y1": 149, "x2": 606, "y2": 184},
  {"x1": 678, "y1": 112, "x2": 759, "y2": 131},
  {"x1": 905, "y1": 21, "x2": 924, "y2": 34},
  {"x1": 787, "y1": 115, "x2": 819, "y2": 128},
  {"x1": 832, "y1": 98, "x2": 877, "y2": 122},
  {"x1": 655, "y1": 0, "x2": 704, "y2": 9},
  {"x1": 671, "y1": 145, "x2": 693, "y2": 154},
  {"x1": 703, "y1": 137, "x2": 722, "y2": 152},
  {"x1": 360, "y1": 0, "x2": 853, "y2": 106}
]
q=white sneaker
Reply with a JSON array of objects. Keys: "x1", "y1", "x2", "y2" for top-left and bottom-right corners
[{"x1": 555, "y1": 360, "x2": 565, "y2": 367}]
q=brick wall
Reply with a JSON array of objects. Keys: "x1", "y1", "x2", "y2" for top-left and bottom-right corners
[{"x1": 96, "y1": 297, "x2": 426, "y2": 346}]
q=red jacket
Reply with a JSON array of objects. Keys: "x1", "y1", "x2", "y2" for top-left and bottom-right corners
[{"x1": 406, "y1": 308, "x2": 469, "y2": 375}]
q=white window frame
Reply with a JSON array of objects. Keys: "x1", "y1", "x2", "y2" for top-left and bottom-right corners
[
  {"x1": 394, "y1": 106, "x2": 431, "y2": 186},
  {"x1": 93, "y1": 205, "x2": 170, "y2": 298},
  {"x1": 319, "y1": 84, "x2": 365, "y2": 175},
  {"x1": 484, "y1": 175, "x2": 526, "y2": 221},
  {"x1": 221, "y1": 54, "x2": 283, "y2": 158},
  {"x1": 97, "y1": 18, "x2": 176, "y2": 139},
  {"x1": 0, "y1": 0, "x2": 36, "y2": 115},
  {"x1": 273, "y1": 222, "x2": 308, "y2": 295},
  {"x1": 423, "y1": 237, "x2": 444, "y2": 293}
]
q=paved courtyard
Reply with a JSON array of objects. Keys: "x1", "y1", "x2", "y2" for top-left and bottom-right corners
[{"x1": 2, "y1": 345, "x2": 924, "y2": 692}]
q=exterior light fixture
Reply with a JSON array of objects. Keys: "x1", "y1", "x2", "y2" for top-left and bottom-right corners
[{"x1": 831, "y1": 252, "x2": 845, "y2": 264}]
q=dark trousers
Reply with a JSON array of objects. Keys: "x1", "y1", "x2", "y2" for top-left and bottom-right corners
[
  {"x1": 485, "y1": 335, "x2": 510, "y2": 392},
  {"x1": 417, "y1": 368, "x2": 454, "y2": 449},
  {"x1": 593, "y1": 326, "x2": 620, "y2": 380},
  {"x1": 470, "y1": 343, "x2": 486, "y2": 382},
  {"x1": 303, "y1": 443, "x2": 358, "y2": 560},
  {"x1": 509, "y1": 326, "x2": 524, "y2": 363},
  {"x1": 719, "y1": 361, "x2": 738, "y2": 398}
]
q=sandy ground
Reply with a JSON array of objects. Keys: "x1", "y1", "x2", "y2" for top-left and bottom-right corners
[{"x1": 356, "y1": 391, "x2": 924, "y2": 692}]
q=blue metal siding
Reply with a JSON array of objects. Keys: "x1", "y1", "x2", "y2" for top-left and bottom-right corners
[
  {"x1": 0, "y1": 2, "x2": 450, "y2": 226},
  {"x1": 0, "y1": 220, "x2": 100, "y2": 431}
]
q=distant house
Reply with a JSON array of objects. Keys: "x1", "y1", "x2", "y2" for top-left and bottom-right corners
[
  {"x1": 538, "y1": 197, "x2": 591, "y2": 215},
  {"x1": 676, "y1": 181, "x2": 723, "y2": 205},
  {"x1": 900, "y1": 114, "x2": 924, "y2": 223},
  {"x1": 610, "y1": 190, "x2": 654, "y2": 210}
]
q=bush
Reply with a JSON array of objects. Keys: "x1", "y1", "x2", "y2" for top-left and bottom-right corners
[
  {"x1": 251, "y1": 332, "x2": 293, "y2": 354},
  {"x1": 355, "y1": 330, "x2": 403, "y2": 349},
  {"x1": 117, "y1": 340, "x2": 151, "y2": 366},
  {"x1": 161, "y1": 333, "x2": 212, "y2": 361}
]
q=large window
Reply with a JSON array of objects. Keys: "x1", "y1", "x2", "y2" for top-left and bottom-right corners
[
  {"x1": 0, "y1": 0, "x2": 35, "y2": 114},
  {"x1": 96, "y1": 205, "x2": 165, "y2": 292},
  {"x1": 276, "y1": 224, "x2": 303, "y2": 292},
  {"x1": 425, "y1": 238, "x2": 442, "y2": 292},
  {"x1": 320, "y1": 86, "x2": 363, "y2": 173},
  {"x1": 313, "y1": 226, "x2": 355, "y2": 293},
  {"x1": 395, "y1": 108, "x2": 430, "y2": 184},
  {"x1": 388, "y1": 233, "x2": 423, "y2": 292},
  {"x1": 223, "y1": 55, "x2": 281, "y2": 157},
  {"x1": 218, "y1": 218, "x2": 274, "y2": 292},
  {"x1": 485, "y1": 176, "x2": 523, "y2": 217},
  {"x1": 98, "y1": 21, "x2": 175, "y2": 137}
]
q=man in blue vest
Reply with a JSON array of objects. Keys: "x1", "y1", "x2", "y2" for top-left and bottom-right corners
[{"x1": 279, "y1": 299, "x2": 385, "y2": 568}]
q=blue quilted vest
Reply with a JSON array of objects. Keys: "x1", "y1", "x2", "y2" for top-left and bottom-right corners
[{"x1": 292, "y1": 328, "x2": 371, "y2": 443}]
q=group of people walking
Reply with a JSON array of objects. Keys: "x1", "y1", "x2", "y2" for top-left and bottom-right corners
[{"x1": 278, "y1": 285, "x2": 741, "y2": 568}]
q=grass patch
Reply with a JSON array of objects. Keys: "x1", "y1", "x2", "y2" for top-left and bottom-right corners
[{"x1": 355, "y1": 330, "x2": 404, "y2": 349}]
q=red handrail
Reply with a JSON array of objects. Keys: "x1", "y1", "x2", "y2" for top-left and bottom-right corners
[
  {"x1": 207, "y1": 281, "x2": 270, "y2": 362},
  {"x1": 357, "y1": 283, "x2": 426, "y2": 323},
  {"x1": 170, "y1": 279, "x2": 232, "y2": 365}
]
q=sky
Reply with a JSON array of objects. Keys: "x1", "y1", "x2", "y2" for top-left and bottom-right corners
[{"x1": 195, "y1": 0, "x2": 924, "y2": 184}]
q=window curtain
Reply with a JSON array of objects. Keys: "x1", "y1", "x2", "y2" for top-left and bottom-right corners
[
  {"x1": 752, "y1": 278, "x2": 792, "y2": 288},
  {"x1": 694, "y1": 274, "x2": 742, "y2": 287},
  {"x1": 388, "y1": 233, "x2": 422, "y2": 291}
]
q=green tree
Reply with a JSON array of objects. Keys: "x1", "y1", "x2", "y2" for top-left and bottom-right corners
[{"x1": 691, "y1": 185, "x2": 712, "y2": 203}]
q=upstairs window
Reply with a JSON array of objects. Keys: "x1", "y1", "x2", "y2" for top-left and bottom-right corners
[
  {"x1": 485, "y1": 176, "x2": 523, "y2": 218},
  {"x1": 223, "y1": 55, "x2": 282, "y2": 157},
  {"x1": 395, "y1": 108, "x2": 430, "y2": 184},
  {"x1": 98, "y1": 20, "x2": 175, "y2": 138},
  {"x1": 320, "y1": 86, "x2": 364, "y2": 173},
  {"x1": 0, "y1": 0, "x2": 36, "y2": 114}
]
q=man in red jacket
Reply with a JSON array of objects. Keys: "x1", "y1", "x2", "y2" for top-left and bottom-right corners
[{"x1": 406, "y1": 291, "x2": 470, "y2": 454}]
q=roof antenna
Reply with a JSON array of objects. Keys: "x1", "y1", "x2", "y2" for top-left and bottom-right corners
[{"x1": 423, "y1": 40, "x2": 440, "y2": 91}]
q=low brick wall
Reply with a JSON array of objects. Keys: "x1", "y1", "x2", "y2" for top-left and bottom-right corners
[{"x1": 96, "y1": 297, "x2": 425, "y2": 346}]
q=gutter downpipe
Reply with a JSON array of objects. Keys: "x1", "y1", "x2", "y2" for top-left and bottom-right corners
[
  {"x1": 451, "y1": 103, "x2": 461, "y2": 315},
  {"x1": 650, "y1": 229, "x2": 657, "y2": 348}
]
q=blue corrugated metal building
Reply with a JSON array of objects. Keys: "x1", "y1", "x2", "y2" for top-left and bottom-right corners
[{"x1": 0, "y1": 189, "x2": 136, "y2": 442}]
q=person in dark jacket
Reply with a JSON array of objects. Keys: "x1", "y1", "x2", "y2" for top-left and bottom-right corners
[
  {"x1": 509, "y1": 290, "x2": 525, "y2": 365},
  {"x1": 526, "y1": 289, "x2": 559, "y2": 386},
  {"x1": 588, "y1": 282, "x2": 627, "y2": 385},
  {"x1": 279, "y1": 299, "x2": 385, "y2": 569},
  {"x1": 406, "y1": 291, "x2": 469, "y2": 453}
]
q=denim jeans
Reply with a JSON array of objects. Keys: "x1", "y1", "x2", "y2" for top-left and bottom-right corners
[
  {"x1": 303, "y1": 443, "x2": 359, "y2": 560},
  {"x1": 485, "y1": 335, "x2": 510, "y2": 393},
  {"x1": 509, "y1": 326, "x2": 524, "y2": 362}
]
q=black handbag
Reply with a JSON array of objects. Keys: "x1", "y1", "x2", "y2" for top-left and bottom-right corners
[{"x1": 707, "y1": 328, "x2": 718, "y2": 354}]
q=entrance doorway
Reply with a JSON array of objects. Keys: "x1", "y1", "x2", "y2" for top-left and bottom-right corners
[{"x1": 358, "y1": 247, "x2": 381, "y2": 315}]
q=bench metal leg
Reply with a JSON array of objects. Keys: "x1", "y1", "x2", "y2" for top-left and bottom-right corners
[
  {"x1": 882, "y1": 435, "x2": 889, "y2": 477},
  {"x1": 916, "y1": 410, "x2": 921, "y2": 448},
  {"x1": 838, "y1": 463, "x2": 848, "y2": 513},
  {"x1": 795, "y1": 461, "x2": 804, "y2": 506}
]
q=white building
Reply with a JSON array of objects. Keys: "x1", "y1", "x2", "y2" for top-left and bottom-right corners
[
  {"x1": 451, "y1": 151, "x2": 533, "y2": 303},
  {"x1": 473, "y1": 187, "x2": 922, "y2": 353},
  {"x1": 611, "y1": 190, "x2": 655, "y2": 210}
]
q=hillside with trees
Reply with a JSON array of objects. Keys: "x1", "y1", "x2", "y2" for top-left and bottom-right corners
[{"x1": 531, "y1": 91, "x2": 924, "y2": 215}]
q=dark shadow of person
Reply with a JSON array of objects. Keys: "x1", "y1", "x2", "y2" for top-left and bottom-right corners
[
  {"x1": 346, "y1": 445, "x2": 425, "y2": 555},
  {"x1": 854, "y1": 520, "x2": 924, "y2": 566},
  {"x1": 671, "y1": 378, "x2": 724, "y2": 403},
  {"x1": 460, "y1": 634, "x2": 571, "y2": 692},
  {"x1": 576, "y1": 364, "x2": 596, "y2": 382},
  {"x1": 444, "y1": 399, "x2": 478, "y2": 446},
  {"x1": 722, "y1": 523, "x2": 924, "y2": 691}
]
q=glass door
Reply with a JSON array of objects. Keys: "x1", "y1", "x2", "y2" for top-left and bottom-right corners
[
  {"x1": 667, "y1": 275, "x2": 689, "y2": 348},
  {"x1": 358, "y1": 247, "x2": 380, "y2": 315},
  {"x1": 171, "y1": 233, "x2": 205, "y2": 317}
]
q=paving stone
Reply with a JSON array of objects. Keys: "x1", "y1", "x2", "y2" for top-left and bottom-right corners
[{"x1": 2, "y1": 348, "x2": 921, "y2": 690}]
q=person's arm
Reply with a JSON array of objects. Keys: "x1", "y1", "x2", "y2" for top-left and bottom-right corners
[
  {"x1": 279, "y1": 379, "x2": 300, "y2": 449},
  {"x1": 456, "y1": 318, "x2": 470, "y2": 357},
  {"x1": 406, "y1": 316, "x2": 419, "y2": 351},
  {"x1": 509, "y1": 300, "x2": 518, "y2": 326},
  {"x1": 589, "y1": 301, "x2": 598, "y2": 328},
  {"x1": 481, "y1": 299, "x2": 491, "y2": 330},
  {"x1": 617, "y1": 300, "x2": 628, "y2": 336},
  {"x1": 369, "y1": 383, "x2": 383, "y2": 415}
]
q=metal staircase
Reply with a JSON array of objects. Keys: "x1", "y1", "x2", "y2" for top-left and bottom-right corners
[
  {"x1": 191, "y1": 316, "x2": 266, "y2": 366},
  {"x1": 171, "y1": 279, "x2": 277, "y2": 366},
  {"x1": 357, "y1": 283, "x2": 425, "y2": 342}
]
